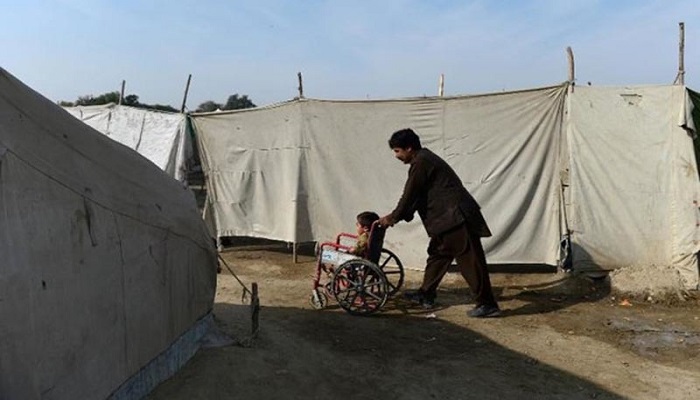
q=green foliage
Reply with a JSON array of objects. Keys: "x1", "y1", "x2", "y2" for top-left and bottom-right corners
[
  {"x1": 60, "y1": 91, "x2": 255, "y2": 114},
  {"x1": 76, "y1": 91, "x2": 121, "y2": 106},
  {"x1": 59, "y1": 91, "x2": 178, "y2": 113},
  {"x1": 145, "y1": 104, "x2": 179, "y2": 112},
  {"x1": 224, "y1": 94, "x2": 256, "y2": 110},
  {"x1": 196, "y1": 94, "x2": 256, "y2": 112},
  {"x1": 195, "y1": 101, "x2": 223, "y2": 113},
  {"x1": 123, "y1": 94, "x2": 139, "y2": 106}
]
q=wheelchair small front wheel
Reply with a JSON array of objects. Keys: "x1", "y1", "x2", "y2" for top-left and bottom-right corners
[{"x1": 309, "y1": 289, "x2": 328, "y2": 310}]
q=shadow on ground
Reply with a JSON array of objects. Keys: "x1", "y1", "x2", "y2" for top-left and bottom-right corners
[{"x1": 149, "y1": 300, "x2": 624, "y2": 400}]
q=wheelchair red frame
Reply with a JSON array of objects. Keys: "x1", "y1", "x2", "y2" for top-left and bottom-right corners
[{"x1": 310, "y1": 221, "x2": 404, "y2": 316}]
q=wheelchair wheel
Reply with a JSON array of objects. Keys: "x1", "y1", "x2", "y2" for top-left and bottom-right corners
[
  {"x1": 332, "y1": 259, "x2": 388, "y2": 316},
  {"x1": 378, "y1": 248, "x2": 404, "y2": 296}
]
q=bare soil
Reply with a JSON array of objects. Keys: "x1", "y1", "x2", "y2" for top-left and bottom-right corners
[{"x1": 148, "y1": 245, "x2": 700, "y2": 400}]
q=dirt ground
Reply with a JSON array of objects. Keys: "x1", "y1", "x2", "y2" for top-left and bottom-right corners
[{"x1": 148, "y1": 245, "x2": 700, "y2": 400}]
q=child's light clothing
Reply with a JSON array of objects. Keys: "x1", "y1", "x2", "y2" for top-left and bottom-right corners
[{"x1": 353, "y1": 232, "x2": 369, "y2": 256}]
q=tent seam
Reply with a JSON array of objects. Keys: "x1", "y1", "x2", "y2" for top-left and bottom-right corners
[{"x1": 0, "y1": 145, "x2": 210, "y2": 252}]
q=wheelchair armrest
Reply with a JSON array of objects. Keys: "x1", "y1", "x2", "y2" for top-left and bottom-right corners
[
  {"x1": 320, "y1": 242, "x2": 353, "y2": 253},
  {"x1": 336, "y1": 232, "x2": 358, "y2": 244}
]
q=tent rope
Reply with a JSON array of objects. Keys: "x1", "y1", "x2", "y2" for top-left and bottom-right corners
[
  {"x1": 217, "y1": 254, "x2": 260, "y2": 345},
  {"x1": 218, "y1": 254, "x2": 252, "y2": 301}
]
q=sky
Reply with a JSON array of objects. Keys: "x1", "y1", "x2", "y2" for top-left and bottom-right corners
[{"x1": 2, "y1": 0, "x2": 699, "y2": 110}]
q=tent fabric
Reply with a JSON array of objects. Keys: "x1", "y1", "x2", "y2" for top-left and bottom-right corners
[
  {"x1": 0, "y1": 68, "x2": 216, "y2": 399},
  {"x1": 193, "y1": 84, "x2": 700, "y2": 289},
  {"x1": 64, "y1": 104, "x2": 192, "y2": 182},
  {"x1": 567, "y1": 85, "x2": 700, "y2": 289},
  {"x1": 195, "y1": 101, "x2": 304, "y2": 242},
  {"x1": 193, "y1": 85, "x2": 568, "y2": 269}
]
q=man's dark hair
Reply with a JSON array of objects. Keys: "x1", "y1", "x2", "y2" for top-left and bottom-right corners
[
  {"x1": 388, "y1": 128, "x2": 422, "y2": 150},
  {"x1": 357, "y1": 211, "x2": 380, "y2": 229}
]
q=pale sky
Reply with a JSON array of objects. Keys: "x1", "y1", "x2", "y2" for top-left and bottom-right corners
[{"x1": 2, "y1": 0, "x2": 698, "y2": 110}]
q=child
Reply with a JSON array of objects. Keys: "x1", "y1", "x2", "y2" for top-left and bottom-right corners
[{"x1": 349, "y1": 211, "x2": 380, "y2": 257}]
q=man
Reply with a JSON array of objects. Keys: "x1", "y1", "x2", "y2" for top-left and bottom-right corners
[{"x1": 378, "y1": 128, "x2": 500, "y2": 318}]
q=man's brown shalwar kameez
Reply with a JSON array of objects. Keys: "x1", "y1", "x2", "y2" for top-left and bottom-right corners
[{"x1": 389, "y1": 148, "x2": 497, "y2": 307}]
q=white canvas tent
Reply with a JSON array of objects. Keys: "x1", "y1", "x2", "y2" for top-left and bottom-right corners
[
  {"x1": 566, "y1": 85, "x2": 700, "y2": 290},
  {"x1": 64, "y1": 104, "x2": 193, "y2": 182},
  {"x1": 192, "y1": 83, "x2": 700, "y2": 290},
  {"x1": 0, "y1": 68, "x2": 217, "y2": 399}
]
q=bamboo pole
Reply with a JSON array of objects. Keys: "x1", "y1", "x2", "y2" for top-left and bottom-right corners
[
  {"x1": 119, "y1": 80, "x2": 125, "y2": 105},
  {"x1": 181, "y1": 74, "x2": 192, "y2": 113},
  {"x1": 297, "y1": 72, "x2": 304, "y2": 98},
  {"x1": 566, "y1": 46, "x2": 575, "y2": 93},
  {"x1": 676, "y1": 22, "x2": 685, "y2": 85}
]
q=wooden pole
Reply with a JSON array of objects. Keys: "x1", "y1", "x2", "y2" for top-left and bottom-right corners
[
  {"x1": 297, "y1": 72, "x2": 304, "y2": 98},
  {"x1": 181, "y1": 74, "x2": 192, "y2": 113},
  {"x1": 438, "y1": 73, "x2": 445, "y2": 97},
  {"x1": 566, "y1": 46, "x2": 575, "y2": 93},
  {"x1": 119, "y1": 80, "x2": 125, "y2": 105},
  {"x1": 677, "y1": 22, "x2": 685, "y2": 85},
  {"x1": 250, "y1": 282, "x2": 259, "y2": 338}
]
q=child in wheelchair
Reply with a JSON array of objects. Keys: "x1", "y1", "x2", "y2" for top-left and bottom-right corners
[
  {"x1": 317, "y1": 211, "x2": 380, "y2": 267},
  {"x1": 311, "y1": 211, "x2": 404, "y2": 315},
  {"x1": 349, "y1": 211, "x2": 380, "y2": 256}
]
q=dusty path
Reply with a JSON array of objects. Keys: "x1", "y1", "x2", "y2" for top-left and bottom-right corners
[{"x1": 149, "y1": 248, "x2": 700, "y2": 400}]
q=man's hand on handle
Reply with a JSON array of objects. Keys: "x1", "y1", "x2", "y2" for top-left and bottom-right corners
[{"x1": 378, "y1": 214, "x2": 395, "y2": 228}]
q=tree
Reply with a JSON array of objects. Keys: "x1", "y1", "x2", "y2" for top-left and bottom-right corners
[
  {"x1": 59, "y1": 91, "x2": 178, "y2": 112},
  {"x1": 223, "y1": 94, "x2": 256, "y2": 110},
  {"x1": 195, "y1": 101, "x2": 223, "y2": 113},
  {"x1": 195, "y1": 94, "x2": 256, "y2": 113},
  {"x1": 75, "y1": 91, "x2": 121, "y2": 106},
  {"x1": 145, "y1": 103, "x2": 179, "y2": 113},
  {"x1": 59, "y1": 91, "x2": 255, "y2": 114},
  {"x1": 123, "y1": 94, "x2": 139, "y2": 106}
]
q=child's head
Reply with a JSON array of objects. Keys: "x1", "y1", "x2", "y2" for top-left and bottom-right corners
[{"x1": 356, "y1": 211, "x2": 380, "y2": 234}]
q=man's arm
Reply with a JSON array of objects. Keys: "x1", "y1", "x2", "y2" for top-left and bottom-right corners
[{"x1": 380, "y1": 159, "x2": 431, "y2": 227}]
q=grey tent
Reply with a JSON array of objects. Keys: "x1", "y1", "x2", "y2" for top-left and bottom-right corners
[{"x1": 0, "y1": 68, "x2": 217, "y2": 399}]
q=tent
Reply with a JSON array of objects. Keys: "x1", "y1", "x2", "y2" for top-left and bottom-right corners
[
  {"x1": 64, "y1": 104, "x2": 193, "y2": 182},
  {"x1": 566, "y1": 85, "x2": 700, "y2": 289},
  {"x1": 0, "y1": 68, "x2": 217, "y2": 399},
  {"x1": 192, "y1": 83, "x2": 700, "y2": 290}
]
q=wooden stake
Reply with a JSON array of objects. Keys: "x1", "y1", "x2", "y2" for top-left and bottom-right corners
[
  {"x1": 181, "y1": 74, "x2": 192, "y2": 113},
  {"x1": 676, "y1": 22, "x2": 685, "y2": 85},
  {"x1": 119, "y1": 80, "x2": 125, "y2": 105},
  {"x1": 297, "y1": 72, "x2": 304, "y2": 99},
  {"x1": 438, "y1": 73, "x2": 445, "y2": 97},
  {"x1": 566, "y1": 46, "x2": 575, "y2": 92},
  {"x1": 250, "y1": 282, "x2": 259, "y2": 338}
]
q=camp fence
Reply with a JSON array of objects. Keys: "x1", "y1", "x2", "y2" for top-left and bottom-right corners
[
  {"x1": 192, "y1": 83, "x2": 700, "y2": 290},
  {"x1": 0, "y1": 68, "x2": 217, "y2": 399}
]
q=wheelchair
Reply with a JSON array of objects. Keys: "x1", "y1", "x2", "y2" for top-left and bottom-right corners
[{"x1": 310, "y1": 221, "x2": 405, "y2": 316}]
